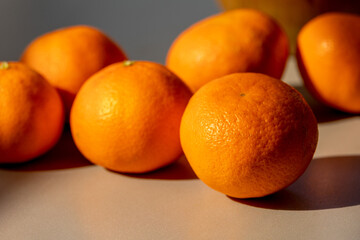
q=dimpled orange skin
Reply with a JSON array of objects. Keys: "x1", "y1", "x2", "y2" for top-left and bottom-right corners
[
  {"x1": 21, "y1": 25, "x2": 127, "y2": 118},
  {"x1": 297, "y1": 12, "x2": 360, "y2": 113},
  {"x1": 70, "y1": 61, "x2": 192, "y2": 173},
  {"x1": 180, "y1": 73, "x2": 318, "y2": 198},
  {"x1": 166, "y1": 9, "x2": 289, "y2": 92},
  {"x1": 0, "y1": 62, "x2": 64, "y2": 163}
]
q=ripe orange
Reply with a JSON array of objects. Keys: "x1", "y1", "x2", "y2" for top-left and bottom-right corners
[
  {"x1": 70, "y1": 60, "x2": 192, "y2": 173},
  {"x1": 180, "y1": 73, "x2": 318, "y2": 198},
  {"x1": 166, "y1": 8, "x2": 289, "y2": 92},
  {"x1": 0, "y1": 62, "x2": 64, "y2": 163},
  {"x1": 297, "y1": 12, "x2": 360, "y2": 113},
  {"x1": 20, "y1": 25, "x2": 127, "y2": 118}
]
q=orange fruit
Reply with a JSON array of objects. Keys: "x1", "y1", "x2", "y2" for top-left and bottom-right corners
[
  {"x1": 297, "y1": 12, "x2": 360, "y2": 113},
  {"x1": 0, "y1": 62, "x2": 64, "y2": 163},
  {"x1": 20, "y1": 25, "x2": 127, "y2": 118},
  {"x1": 166, "y1": 8, "x2": 289, "y2": 92},
  {"x1": 70, "y1": 60, "x2": 192, "y2": 173},
  {"x1": 180, "y1": 73, "x2": 318, "y2": 198}
]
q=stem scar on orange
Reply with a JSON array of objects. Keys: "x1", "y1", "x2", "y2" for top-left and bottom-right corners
[{"x1": 180, "y1": 72, "x2": 318, "y2": 198}]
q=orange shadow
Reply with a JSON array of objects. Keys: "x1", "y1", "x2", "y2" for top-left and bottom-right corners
[
  {"x1": 231, "y1": 155, "x2": 360, "y2": 210},
  {"x1": 0, "y1": 126, "x2": 92, "y2": 171}
]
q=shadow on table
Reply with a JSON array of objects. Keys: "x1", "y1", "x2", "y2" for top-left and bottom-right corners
[
  {"x1": 0, "y1": 126, "x2": 92, "y2": 171},
  {"x1": 232, "y1": 155, "x2": 360, "y2": 210},
  {"x1": 294, "y1": 85, "x2": 356, "y2": 123},
  {"x1": 0, "y1": 124, "x2": 196, "y2": 179},
  {"x1": 119, "y1": 154, "x2": 198, "y2": 180}
]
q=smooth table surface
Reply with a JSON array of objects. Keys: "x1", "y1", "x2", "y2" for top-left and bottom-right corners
[{"x1": 1, "y1": 58, "x2": 359, "y2": 240}]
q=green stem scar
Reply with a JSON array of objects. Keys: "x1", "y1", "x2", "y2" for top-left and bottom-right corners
[
  {"x1": 123, "y1": 60, "x2": 135, "y2": 67},
  {"x1": 240, "y1": 93, "x2": 246, "y2": 97},
  {"x1": 0, "y1": 61, "x2": 10, "y2": 70}
]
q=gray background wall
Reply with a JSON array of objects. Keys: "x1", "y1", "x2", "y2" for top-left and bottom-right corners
[{"x1": 0, "y1": 0, "x2": 220, "y2": 64}]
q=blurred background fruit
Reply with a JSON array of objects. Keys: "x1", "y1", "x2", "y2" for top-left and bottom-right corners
[
  {"x1": 166, "y1": 9, "x2": 289, "y2": 92},
  {"x1": 21, "y1": 25, "x2": 127, "y2": 119},
  {"x1": 217, "y1": 0, "x2": 360, "y2": 52},
  {"x1": 297, "y1": 12, "x2": 360, "y2": 113}
]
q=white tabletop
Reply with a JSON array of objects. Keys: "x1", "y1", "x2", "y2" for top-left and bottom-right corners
[{"x1": 0, "y1": 57, "x2": 359, "y2": 240}]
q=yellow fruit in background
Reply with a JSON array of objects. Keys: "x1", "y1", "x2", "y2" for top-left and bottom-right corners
[
  {"x1": 217, "y1": 0, "x2": 360, "y2": 52},
  {"x1": 297, "y1": 12, "x2": 360, "y2": 113},
  {"x1": 180, "y1": 72, "x2": 318, "y2": 198},
  {"x1": 166, "y1": 9, "x2": 289, "y2": 92}
]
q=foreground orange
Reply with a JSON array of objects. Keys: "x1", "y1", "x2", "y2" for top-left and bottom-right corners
[
  {"x1": 21, "y1": 25, "x2": 127, "y2": 118},
  {"x1": 180, "y1": 73, "x2": 318, "y2": 198},
  {"x1": 297, "y1": 12, "x2": 360, "y2": 113},
  {"x1": 0, "y1": 62, "x2": 64, "y2": 163},
  {"x1": 166, "y1": 9, "x2": 289, "y2": 92},
  {"x1": 70, "y1": 60, "x2": 192, "y2": 173}
]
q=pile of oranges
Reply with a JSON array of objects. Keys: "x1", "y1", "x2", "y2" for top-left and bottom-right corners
[{"x1": 1, "y1": 9, "x2": 359, "y2": 199}]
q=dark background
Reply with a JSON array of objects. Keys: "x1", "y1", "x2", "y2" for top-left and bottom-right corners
[{"x1": 0, "y1": 0, "x2": 220, "y2": 64}]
